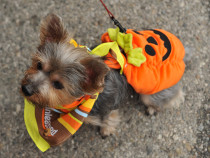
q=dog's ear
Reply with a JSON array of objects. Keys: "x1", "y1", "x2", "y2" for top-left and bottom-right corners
[
  {"x1": 39, "y1": 13, "x2": 69, "y2": 45},
  {"x1": 81, "y1": 57, "x2": 110, "y2": 94}
]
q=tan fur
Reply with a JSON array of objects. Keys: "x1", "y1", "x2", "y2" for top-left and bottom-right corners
[
  {"x1": 166, "y1": 88, "x2": 185, "y2": 109},
  {"x1": 40, "y1": 13, "x2": 69, "y2": 45},
  {"x1": 141, "y1": 87, "x2": 185, "y2": 115},
  {"x1": 84, "y1": 116, "x2": 102, "y2": 126},
  {"x1": 100, "y1": 110, "x2": 121, "y2": 137},
  {"x1": 80, "y1": 57, "x2": 110, "y2": 94},
  {"x1": 141, "y1": 94, "x2": 152, "y2": 106}
]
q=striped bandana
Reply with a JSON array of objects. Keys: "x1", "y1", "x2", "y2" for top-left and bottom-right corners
[
  {"x1": 24, "y1": 93, "x2": 98, "y2": 152},
  {"x1": 24, "y1": 39, "x2": 99, "y2": 152}
]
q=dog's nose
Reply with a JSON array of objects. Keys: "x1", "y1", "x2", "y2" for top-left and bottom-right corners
[{"x1": 21, "y1": 84, "x2": 34, "y2": 96}]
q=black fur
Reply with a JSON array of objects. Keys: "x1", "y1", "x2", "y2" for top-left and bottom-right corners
[{"x1": 91, "y1": 69, "x2": 137, "y2": 117}]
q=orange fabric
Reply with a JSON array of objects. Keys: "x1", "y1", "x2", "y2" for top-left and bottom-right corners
[
  {"x1": 59, "y1": 108, "x2": 72, "y2": 113},
  {"x1": 79, "y1": 105, "x2": 91, "y2": 113},
  {"x1": 42, "y1": 109, "x2": 46, "y2": 130},
  {"x1": 101, "y1": 29, "x2": 185, "y2": 94},
  {"x1": 104, "y1": 52, "x2": 122, "y2": 69},
  {"x1": 61, "y1": 114, "x2": 81, "y2": 130},
  {"x1": 101, "y1": 33, "x2": 126, "y2": 69},
  {"x1": 62, "y1": 95, "x2": 91, "y2": 109}
]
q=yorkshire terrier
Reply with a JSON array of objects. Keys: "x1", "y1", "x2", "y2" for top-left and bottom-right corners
[{"x1": 21, "y1": 14, "x2": 188, "y2": 137}]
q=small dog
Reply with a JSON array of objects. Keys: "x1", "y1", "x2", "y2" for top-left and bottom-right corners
[{"x1": 21, "y1": 14, "x2": 187, "y2": 138}]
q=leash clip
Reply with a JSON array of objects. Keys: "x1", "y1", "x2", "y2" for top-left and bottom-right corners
[
  {"x1": 111, "y1": 17, "x2": 126, "y2": 33},
  {"x1": 99, "y1": 0, "x2": 127, "y2": 33}
]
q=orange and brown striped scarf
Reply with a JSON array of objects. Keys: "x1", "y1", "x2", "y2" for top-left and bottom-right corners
[{"x1": 24, "y1": 93, "x2": 98, "y2": 152}]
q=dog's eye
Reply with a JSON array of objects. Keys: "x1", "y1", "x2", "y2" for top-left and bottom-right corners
[
  {"x1": 53, "y1": 81, "x2": 64, "y2": 89},
  {"x1": 37, "y1": 62, "x2": 42, "y2": 70}
]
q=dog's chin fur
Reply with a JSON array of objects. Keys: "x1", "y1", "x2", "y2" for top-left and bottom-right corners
[{"x1": 21, "y1": 13, "x2": 187, "y2": 137}]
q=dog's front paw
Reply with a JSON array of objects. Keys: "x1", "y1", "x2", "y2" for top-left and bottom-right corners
[
  {"x1": 146, "y1": 107, "x2": 157, "y2": 115},
  {"x1": 100, "y1": 109, "x2": 120, "y2": 138},
  {"x1": 100, "y1": 126, "x2": 116, "y2": 137}
]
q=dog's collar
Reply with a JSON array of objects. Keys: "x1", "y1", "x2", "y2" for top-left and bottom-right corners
[{"x1": 53, "y1": 95, "x2": 94, "y2": 113}]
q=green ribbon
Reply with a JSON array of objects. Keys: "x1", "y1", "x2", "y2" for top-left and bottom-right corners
[
  {"x1": 91, "y1": 41, "x2": 124, "y2": 74},
  {"x1": 91, "y1": 27, "x2": 146, "y2": 73},
  {"x1": 108, "y1": 27, "x2": 146, "y2": 67}
]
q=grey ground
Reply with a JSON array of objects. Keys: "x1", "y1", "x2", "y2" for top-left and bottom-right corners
[{"x1": 0, "y1": 0, "x2": 209, "y2": 157}]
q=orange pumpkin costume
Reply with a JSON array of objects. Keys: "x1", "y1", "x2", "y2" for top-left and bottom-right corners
[{"x1": 92, "y1": 28, "x2": 185, "y2": 94}]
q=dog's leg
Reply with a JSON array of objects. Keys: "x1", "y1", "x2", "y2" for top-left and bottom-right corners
[
  {"x1": 84, "y1": 115, "x2": 102, "y2": 126},
  {"x1": 141, "y1": 83, "x2": 184, "y2": 115},
  {"x1": 86, "y1": 69, "x2": 131, "y2": 137},
  {"x1": 100, "y1": 109, "x2": 121, "y2": 137},
  {"x1": 84, "y1": 110, "x2": 121, "y2": 137}
]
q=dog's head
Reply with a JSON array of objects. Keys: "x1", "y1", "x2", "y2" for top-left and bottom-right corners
[{"x1": 21, "y1": 14, "x2": 109, "y2": 107}]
